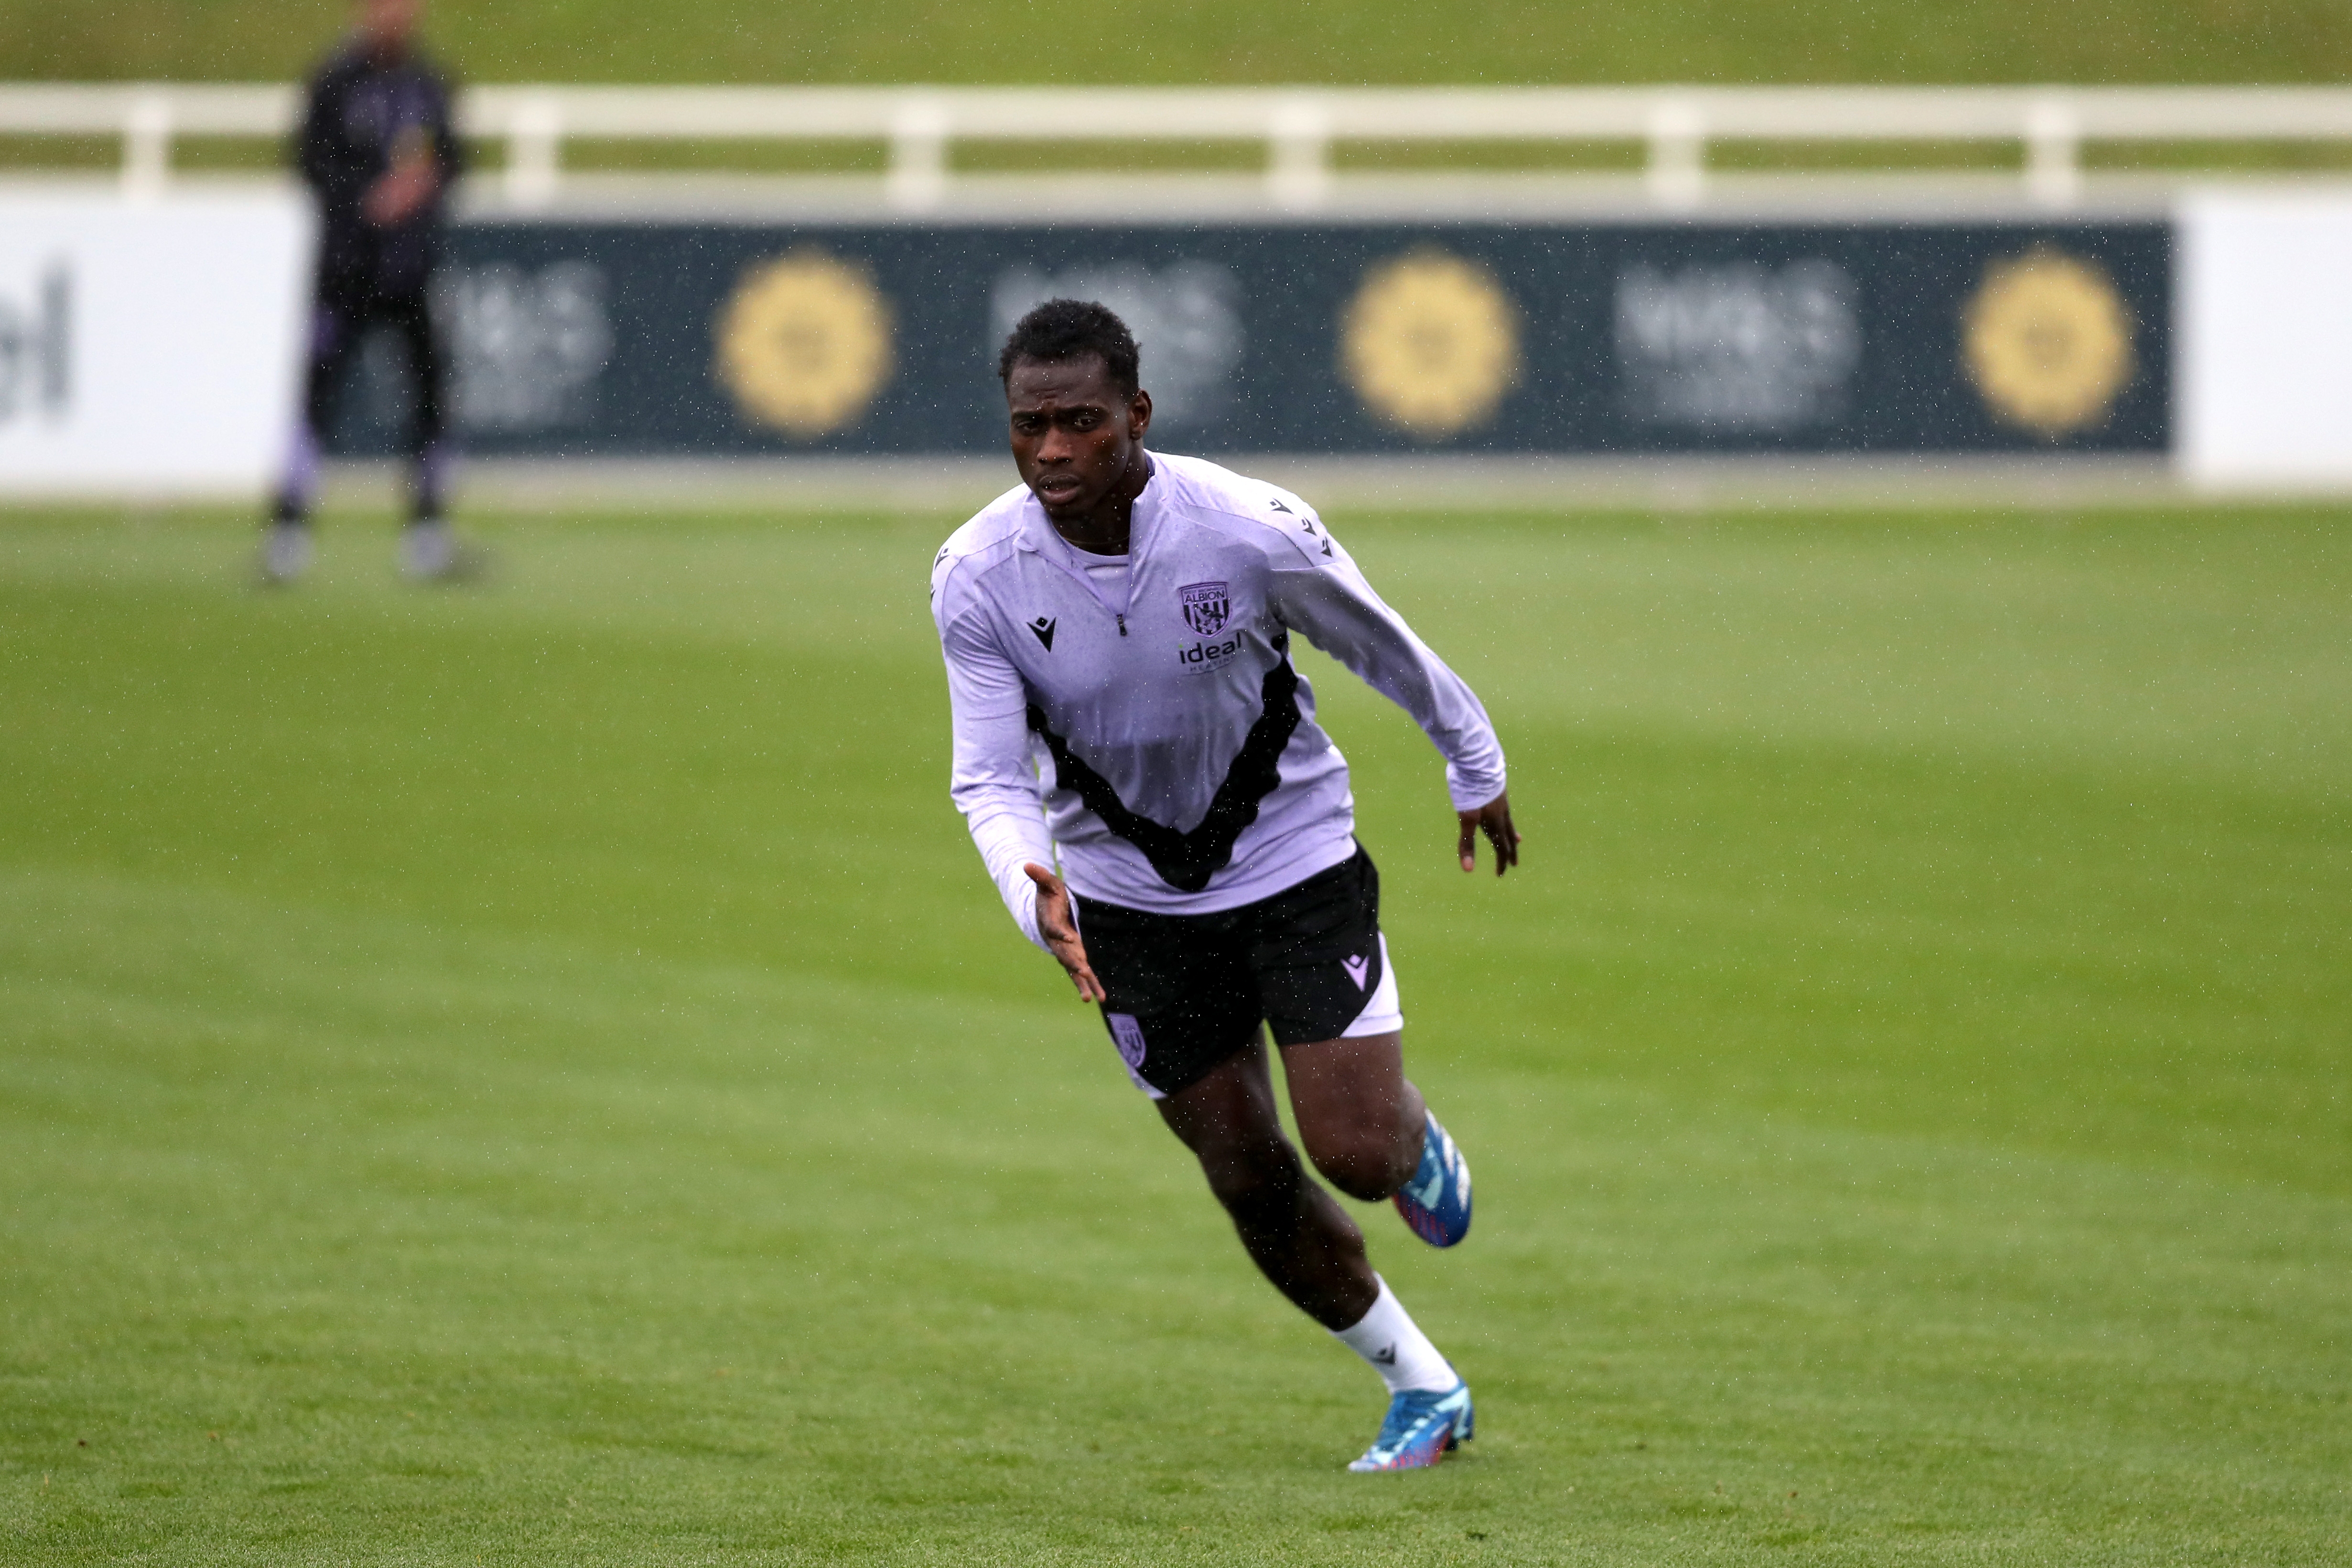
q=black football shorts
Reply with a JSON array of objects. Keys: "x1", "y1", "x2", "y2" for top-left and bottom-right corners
[{"x1": 1072, "y1": 843, "x2": 1402, "y2": 1099}]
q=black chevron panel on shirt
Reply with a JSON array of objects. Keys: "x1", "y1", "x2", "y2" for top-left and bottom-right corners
[{"x1": 1027, "y1": 651, "x2": 1304, "y2": 894}]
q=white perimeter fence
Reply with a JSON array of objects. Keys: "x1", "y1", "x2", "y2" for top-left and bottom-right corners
[
  {"x1": 5, "y1": 84, "x2": 2352, "y2": 209},
  {"x1": 4, "y1": 86, "x2": 2352, "y2": 497}
]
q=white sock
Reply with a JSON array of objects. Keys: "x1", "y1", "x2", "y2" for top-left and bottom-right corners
[{"x1": 1331, "y1": 1275, "x2": 1457, "y2": 1395}]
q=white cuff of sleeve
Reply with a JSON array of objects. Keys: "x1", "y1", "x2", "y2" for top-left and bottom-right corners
[
  {"x1": 1003, "y1": 872, "x2": 1047, "y2": 951},
  {"x1": 1446, "y1": 770, "x2": 1507, "y2": 813}
]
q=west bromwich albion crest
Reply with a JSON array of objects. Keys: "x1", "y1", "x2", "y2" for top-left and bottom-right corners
[{"x1": 1179, "y1": 580, "x2": 1231, "y2": 637}]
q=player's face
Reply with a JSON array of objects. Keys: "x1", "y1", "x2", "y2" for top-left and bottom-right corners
[
  {"x1": 360, "y1": 0, "x2": 422, "y2": 51},
  {"x1": 1005, "y1": 355, "x2": 1152, "y2": 523}
]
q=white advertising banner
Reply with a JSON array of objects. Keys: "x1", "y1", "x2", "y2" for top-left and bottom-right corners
[
  {"x1": 2178, "y1": 191, "x2": 2352, "y2": 488},
  {"x1": 7, "y1": 184, "x2": 2352, "y2": 495},
  {"x1": 0, "y1": 189, "x2": 311, "y2": 498}
]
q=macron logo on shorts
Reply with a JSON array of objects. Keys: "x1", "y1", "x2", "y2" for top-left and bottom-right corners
[{"x1": 1343, "y1": 953, "x2": 1371, "y2": 990}]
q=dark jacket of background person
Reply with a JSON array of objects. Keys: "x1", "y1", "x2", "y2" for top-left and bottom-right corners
[{"x1": 295, "y1": 41, "x2": 464, "y2": 300}]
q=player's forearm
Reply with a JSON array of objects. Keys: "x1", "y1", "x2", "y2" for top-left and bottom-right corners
[
  {"x1": 1278, "y1": 571, "x2": 1506, "y2": 804},
  {"x1": 958, "y1": 791, "x2": 1056, "y2": 950},
  {"x1": 936, "y1": 600, "x2": 1056, "y2": 948}
]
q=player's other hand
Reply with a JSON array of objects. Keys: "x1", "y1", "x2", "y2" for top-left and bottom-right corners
[
  {"x1": 1457, "y1": 790, "x2": 1521, "y2": 877},
  {"x1": 1024, "y1": 862, "x2": 1107, "y2": 1003}
]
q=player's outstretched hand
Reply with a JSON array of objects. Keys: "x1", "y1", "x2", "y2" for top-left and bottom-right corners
[
  {"x1": 1457, "y1": 791, "x2": 1521, "y2": 877},
  {"x1": 1024, "y1": 862, "x2": 1108, "y2": 1003}
]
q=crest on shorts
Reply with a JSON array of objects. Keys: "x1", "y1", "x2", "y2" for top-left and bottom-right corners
[
  {"x1": 1179, "y1": 580, "x2": 1230, "y2": 637},
  {"x1": 1109, "y1": 1014, "x2": 1148, "y2": 1071},
  {"x1": 1106, "y1": 1014, "x2": 1164, "y2": 1100}
]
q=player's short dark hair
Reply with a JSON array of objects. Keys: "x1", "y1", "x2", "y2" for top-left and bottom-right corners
[{"x1": 997, "y1": 299, "x2": 1142, "y2": 398}]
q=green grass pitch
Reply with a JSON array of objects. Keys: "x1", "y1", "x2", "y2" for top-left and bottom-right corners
[{"x1": 2, "y1": 500, "x2": 2348, "y2": 1564}]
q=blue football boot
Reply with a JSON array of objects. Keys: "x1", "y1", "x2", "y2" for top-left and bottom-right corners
[
  {"x1": 1348, "y1": 1380, "x2": 1475, "y2": 1472},
  {"x1": 1392, "y1": 1110, "x2": 1472, "y2": 1247}
]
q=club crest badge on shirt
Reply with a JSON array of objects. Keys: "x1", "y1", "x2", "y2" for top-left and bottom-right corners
[{"x1": 1179, "y1": 581, "x2": 1231, "y2": 637}]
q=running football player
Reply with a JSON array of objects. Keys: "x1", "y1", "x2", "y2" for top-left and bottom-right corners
[{"x1": 930, "y1": 301, "x2": 1520, "y2": 1471}]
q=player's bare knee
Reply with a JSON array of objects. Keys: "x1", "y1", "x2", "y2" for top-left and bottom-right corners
[{"x1": 1200, "y1": 1135, "x2": 1305, "y2": 1218}]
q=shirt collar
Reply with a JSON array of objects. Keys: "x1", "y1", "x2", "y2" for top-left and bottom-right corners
[{"x1": 1018, "y1": 452, "x2": 1159, "y2": 561}]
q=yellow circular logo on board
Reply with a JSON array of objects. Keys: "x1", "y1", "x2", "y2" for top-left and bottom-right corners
[
  {"x1": 1961, "y1": 248, "x2": 2135, "y2": 439},
  {"x1": 1340, "y1": 250, "x2": 1520, "y2": 439},
  {"x1": 715, "y1": 251, "x2": 894, "y2": 438}
]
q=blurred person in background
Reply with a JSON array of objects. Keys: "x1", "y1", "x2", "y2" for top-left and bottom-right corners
[{"x1": 263, "y1": 0, "x2": 474, "y2": 584}]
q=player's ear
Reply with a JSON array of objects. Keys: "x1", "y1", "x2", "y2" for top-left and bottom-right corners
[{"x1": 1128, "y1": 388, "x2": 1152, "y2": 440}]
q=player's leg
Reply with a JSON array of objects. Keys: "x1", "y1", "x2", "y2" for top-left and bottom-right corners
[
  {"x1": 1077, "y1": 884, "x2": 1355, "y2": 1316},
  {"x1": 1256, "y1": 849, "x2": 1472, "y2": 1247},
  {"x1": 1285, "y1": 1025, "x2": 1471, "y2": 1249},
  {"x1": 391, "y1": 292, "x2": 468, "y2": 581},
  {"x1": 1247, "y1": 850, "x2": 1475, "y2": 1469},
  {"x1": 1076, "y1": 893, "x2": 1368, "y2": 1318},
  {"x1": 263, "y1": 294, "x2": 356, "y2": 583},
  {"x1": 1280, "y1": 1030, "x2": 1422, "y2": 1200},
  {"x1": 1079, "y1": 883, "x2": 1468, "y2": 1469},
  {"x1": 1232, "y1": 1029, "x2": 1471, "y2": 1471},
  {"x1": 285, "y1": 297, "x2": 354, "y2": 519},
  {"x1": 398, "y1": 290, "x2": 451, "y2": 522},
  {"x1": 1155, "y1": 1037, "x2": 1466, "y2": 1471},
  {"x1": 1154, "y1": 1040, "x2": 1379, "y2": 1330}
]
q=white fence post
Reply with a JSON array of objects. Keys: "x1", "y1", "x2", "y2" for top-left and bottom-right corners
[
  {"x1": 505, "y1": 92, "x2": 563, "y2": 208},
  {"x1": 1647, "y1": 96, "x2": 1705, "y2": 209},
  {"x1": 886, "y1": 96, "x2": 949, "y2": 211},
  {"x1": 2025, "y1": 94, "x2": 2081, "y2": 209},
  {"x1": 122, "y1": 91, "x2": 172, "y2": 199},
  {"x1": 1268, "y1": 97, "x2": 1332, "y2": 209}
]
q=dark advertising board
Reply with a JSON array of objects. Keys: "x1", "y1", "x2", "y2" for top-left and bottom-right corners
[{"x1": 332, "y1": 219, "x2": 2169, "y2": 459}]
